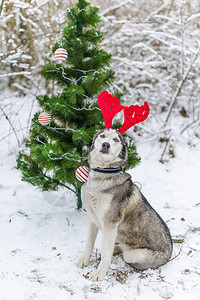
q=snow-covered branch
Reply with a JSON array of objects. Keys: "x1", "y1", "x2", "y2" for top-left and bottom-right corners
[
  {"x1": 165, "y1": 46, "x2": 200, "y2": 125},
  {"x1": 100, "y1": 0, "x2": 133, "y2": 17},
  {"x1": 0, "y1": 71, "x2": 31, "y2": 78}
]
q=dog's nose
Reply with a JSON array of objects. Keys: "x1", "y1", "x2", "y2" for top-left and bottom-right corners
[{"x1": 102, "y1": 142, "x2": 110, "y2": 150}]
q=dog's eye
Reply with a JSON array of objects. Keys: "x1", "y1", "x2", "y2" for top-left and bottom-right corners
[
  {"x1": 100, "y1": 134, "x2": 105, "y2": 138},
  {"x1": 114, "y1": 138, "x2": 120, "y2": 142}
]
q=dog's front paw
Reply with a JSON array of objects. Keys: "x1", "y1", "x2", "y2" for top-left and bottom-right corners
[
  {"x1": 90, "y1": 268, "x2": 107, "y2": 281},
  {"x1": 77, "y1": 255, "x2": 90, "y2": 268}
]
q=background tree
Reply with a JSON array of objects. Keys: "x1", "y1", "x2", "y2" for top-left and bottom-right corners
[
  {"x1": 1, "y1": 0, "x2": 199, "y2": 160},
  {"x1": 17, "y1": 0, "x2": 140, "y2": 209}
]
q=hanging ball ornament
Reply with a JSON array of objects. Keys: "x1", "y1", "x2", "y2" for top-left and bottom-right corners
[
  {"x1": 55, "y1": 48, "x2": 68, "y2": 63},
  {"x1": 75, "y1": 166, "x2": 89, "y2": 182},
  {"x1": 38, "y1": 112, "x2": 51, "y2": 126}
]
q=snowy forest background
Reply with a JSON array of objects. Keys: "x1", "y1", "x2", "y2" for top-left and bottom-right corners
[
  {"x1": 0, "y1": 1, "x2": 200, "y2": 299},
  {"x1": 1, "y1": 0, "x2": 200, "y2": 158}
]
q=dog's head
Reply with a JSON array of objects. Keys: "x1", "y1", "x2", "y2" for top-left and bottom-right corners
[{"x1": 88, "y1": 129, "x2": 129, "y2": 169}]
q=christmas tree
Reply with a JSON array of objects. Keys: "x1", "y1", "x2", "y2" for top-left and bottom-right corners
[{"x1": 17, "y1": 0, "x2": 140, "y2": 209}]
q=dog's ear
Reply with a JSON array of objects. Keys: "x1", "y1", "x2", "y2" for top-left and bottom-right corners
[{"x1": 123, "y1": 135, "x2": 131, "y2": 147}]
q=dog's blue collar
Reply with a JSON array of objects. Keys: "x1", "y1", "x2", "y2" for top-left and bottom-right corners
[{"x1": 91, "y1": 167, "x2": 122, "y2": 174}]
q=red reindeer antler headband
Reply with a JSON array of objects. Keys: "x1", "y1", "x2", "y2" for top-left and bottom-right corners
[{"x1": 97, "y1": 91, "x2": 150, "y2": 134}]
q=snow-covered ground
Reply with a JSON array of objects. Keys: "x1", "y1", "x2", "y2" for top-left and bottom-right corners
[{"x1": 1, "y1": 93, "x2": 200, "y2": 300}]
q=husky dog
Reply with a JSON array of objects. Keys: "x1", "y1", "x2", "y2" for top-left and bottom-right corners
[{"x1": 77, "y1": 128, "x2": 172, "y2": 281}]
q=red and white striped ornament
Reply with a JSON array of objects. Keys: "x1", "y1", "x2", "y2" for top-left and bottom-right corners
[
  {"x1": 38, "y1": 112, "x2": 51, "y2": 126},
  {"x1": 75, "y1": 166, "x2": 89, "y2": 182},
  {"x1": 55, "y1": 48, "x2": 68, "y2": 62}
]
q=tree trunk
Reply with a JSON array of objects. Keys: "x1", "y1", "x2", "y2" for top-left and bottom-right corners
[{"x1": 76, "y1": 187, "x2": 82, "y2": 209}]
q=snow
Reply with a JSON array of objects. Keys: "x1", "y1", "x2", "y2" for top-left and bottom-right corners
[{"x1": 1, "y1": 93, "x2": 200, "y2": 299}]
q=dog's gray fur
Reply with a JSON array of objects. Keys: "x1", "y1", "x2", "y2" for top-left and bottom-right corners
[{"x1": 77, "y1": 129, "x2": 172, "y2": 281}]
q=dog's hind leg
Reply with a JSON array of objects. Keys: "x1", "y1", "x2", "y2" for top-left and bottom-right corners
[{"x1": 123, "y1": 248, "x2": 171, "y2": 270}]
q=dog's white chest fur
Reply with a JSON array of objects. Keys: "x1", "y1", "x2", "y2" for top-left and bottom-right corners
[{"x1": 81, "y1": 177, "x2": 112, "y2": 229}]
